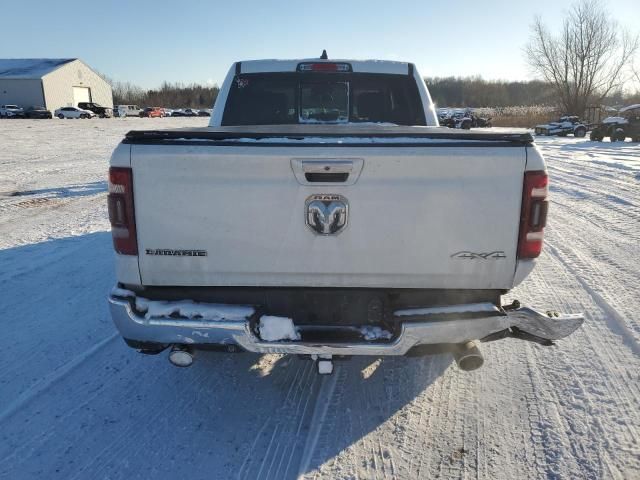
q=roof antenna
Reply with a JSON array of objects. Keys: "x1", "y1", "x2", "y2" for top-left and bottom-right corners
[{"x1": 320, "y1": 49, "x2": 328, "y2": 60}]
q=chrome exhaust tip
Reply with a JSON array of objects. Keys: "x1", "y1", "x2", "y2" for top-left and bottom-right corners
[
  {"x1": 168, "y1": 345, "x2": 194, "y2": 368},
  {"x1": 452, "y1": 341, "x2": 484, "y2": 371}
]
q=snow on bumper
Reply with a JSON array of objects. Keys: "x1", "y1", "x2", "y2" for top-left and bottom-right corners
[{"x1": 108, "y1": 291, "x2": 584, "y2": 356}]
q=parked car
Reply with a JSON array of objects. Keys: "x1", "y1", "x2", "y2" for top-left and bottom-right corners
[
  {"x1": 197, "y1": 109, "x2": 212, "y2": 117},
  {"x1": 114, "y1": 105, "x2": 142, "y2": 117},
  {"x1": 54, "y1": 107, "x2": 95, "y2": 119},
  {"x1": 107, "y1": 57, "x2": 584, "y2": 375},
  {"x1": 24, "y1": 106, "x2": 52, "y2": 119},
  {"x1": 172, "y1": 108, "x2": 199, "y2": 117},
  {"x1": 139, "y1": 107, "x2": 164, "y2": 118},
  {"x1": 0, "y1": 104, "x2": 25, "y2": 118},
  {"x1": 535, "y1": 116, "x2": 588, "y2": 137},
  {"x1": 589, "y1": 104, "x2": 640, "y2": 142},
  {"x1": 77, "y1": 102, "x2": 113, "y2": 118}
]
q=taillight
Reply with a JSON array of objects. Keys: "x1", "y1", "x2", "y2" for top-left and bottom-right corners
[
  {"x1": 517, "y1": 171, "x2": 548, "y2": 258},
  {"x1": 297, "y1": 62, "x2": 352, "y2": 72},
  {"x1": 108, "y1": 167, "x2": 138, "y2": 255}
]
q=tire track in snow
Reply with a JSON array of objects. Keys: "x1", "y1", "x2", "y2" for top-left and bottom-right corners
[
  {"x1": 545, "y1": 241, "x2": 640, "y2": 355},
  {"x1": 236, "y1": 357, "x2": 321, "y2": 480},
  {"x1": 516, "y1": 247, "x2": 640, "y2": 477},
  {"x1": 297, "y1": 369, "x2": 339, "y2": 478},
  {"x1": 0, "y1": 332, "x2": 118, "y2": 424},
  {"x1": 258, "y1": 361, "x2": 316, "y2": 480}
]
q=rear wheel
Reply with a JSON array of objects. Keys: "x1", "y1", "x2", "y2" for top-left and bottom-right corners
[
  {"x1": 590, "y1": 130, "x2": 603, "y2": 141},
  {"x1": 57, "y1": 113, "x2": 64, "y2": 119},
  {"x1": 80, "y1": 114, "x2": 87, "y2": 119},
  {"x1": 574, "y1": 126, "x2": 586, "y2": 138}
]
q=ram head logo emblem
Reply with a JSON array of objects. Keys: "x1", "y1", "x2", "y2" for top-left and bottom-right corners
[{"x1": 305, "y1": 194, "x2": 348, "y2": 235}]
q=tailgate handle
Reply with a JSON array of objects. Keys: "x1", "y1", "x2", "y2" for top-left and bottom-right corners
[
  {"x1": 291, "y1": 157, "x2": 364, "y2": 186},
  {"x1": 303, "y1": 161, "x2": 353, "y2": 183},
  {"x1": 305, "y1": 172, "x2": 349, "y2": 182}
]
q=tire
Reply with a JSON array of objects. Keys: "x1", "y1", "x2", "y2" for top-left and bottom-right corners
[
  {"x1": 58, "y1": 113, "x2": 64, "y2": 119},
  {"x1": 589, "y1": 130, "x2": 603, "y2": 141},
  {"x1": 574, "y1": 126, "x2": 586, "y2": 138},
  {"x1": 80, "y1": 114, "x2": 87, "y2": 119},
  {"x1": 461, "y1": 120, "x2": 471, "y2": 130}
]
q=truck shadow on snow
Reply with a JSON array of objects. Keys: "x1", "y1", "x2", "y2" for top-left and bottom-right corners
[
  {"x1": 195, "y1": 351, "x2": 452, "y2": 479},
  {"x1": 0, "y1": 231, "x2": 452, "y2": 480}
]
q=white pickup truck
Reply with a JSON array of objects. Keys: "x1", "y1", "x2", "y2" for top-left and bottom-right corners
[{"x1": 107, "y1": 57, "x2": 583, "y2": 373}]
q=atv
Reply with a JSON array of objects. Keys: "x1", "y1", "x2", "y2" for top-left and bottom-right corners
[
  {"x1": 438, "y1": 108, "x2": 492, "y2": 129},
  {"x1": 458, "y1": 112, "x2": 492, "y2": 129},
  {"x1": 589, "y1": 105, "x2": 640, "y2": 142},
  {"x1": 535, "y1": 116, "x2": 588, "y2": 138}
]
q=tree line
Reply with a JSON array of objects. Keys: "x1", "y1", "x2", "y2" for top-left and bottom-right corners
[
  {"x1": 108, "y1": 79, "x2": 220, "y2": 109},
  {"x1": 108, "y1": 75, "x2": 637, "y2": 112},
  {"x1": 425, "y1": 75, "x2": 639, "y2": 111},
  {"x1": 425, "y1": 77, "x2": 557, "y2": 108}
]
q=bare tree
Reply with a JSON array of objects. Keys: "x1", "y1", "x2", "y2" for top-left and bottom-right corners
[
  {"x1": 525, "y1": 0, "x2": 638, "y2": 115},
  {"x1": 633, "y1": 64, "x2": 640, "y2": 85}
]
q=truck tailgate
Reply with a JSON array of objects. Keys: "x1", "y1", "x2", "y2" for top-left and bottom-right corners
[{"x1": 131, "y1": 141, "x2": 526, "y2": 289}]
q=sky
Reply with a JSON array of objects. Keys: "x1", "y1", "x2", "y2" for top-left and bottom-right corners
[{"x1": 1, "y1": 0, "x2": 638, "y2": 89}]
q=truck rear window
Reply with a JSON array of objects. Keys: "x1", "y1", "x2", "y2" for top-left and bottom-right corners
[{"x1": 222, "y1": 73, "x2": 426, "y2": 126}]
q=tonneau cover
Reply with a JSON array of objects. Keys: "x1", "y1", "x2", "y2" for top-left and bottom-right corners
[{"x1": 124, "y1": 125, "x2": 533, "y2": 146}]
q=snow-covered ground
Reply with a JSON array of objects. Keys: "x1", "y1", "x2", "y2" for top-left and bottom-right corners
[{"x1": 1, "y1": 119, "x2": 639, "y2": 479}]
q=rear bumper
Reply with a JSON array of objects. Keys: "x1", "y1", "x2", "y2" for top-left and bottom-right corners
[{"x1": 108, "y1": 290, "x2": 584, "y2": 356}]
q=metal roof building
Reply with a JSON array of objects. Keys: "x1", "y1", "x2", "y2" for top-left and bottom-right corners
[{"x1": 0, "y1": 58, "x2": 113, "y2": 112}]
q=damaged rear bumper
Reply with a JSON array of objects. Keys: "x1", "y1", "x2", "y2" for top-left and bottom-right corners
[{"x1": 108, "y1": 290, "x2": 584, "y2": 356}]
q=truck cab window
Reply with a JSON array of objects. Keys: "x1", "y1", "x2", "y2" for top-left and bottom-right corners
[
  {"x1": 222, "y1": 73, "x2": 426, "y2": 126},
  {"x1": 299, "y1": 82, "x2": 348, "y2": 123}
]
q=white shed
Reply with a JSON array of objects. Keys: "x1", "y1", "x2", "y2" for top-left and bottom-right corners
[{"x1": 0, "y1": 58, "x2": 113, "y2": 112}]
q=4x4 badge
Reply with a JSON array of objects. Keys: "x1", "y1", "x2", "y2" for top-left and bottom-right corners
[
  {"x1": 305, "y1": 194, "x2": 348, "y2": 235},
  {"x1": 451, "y1": 251, "x2": 506, "y2": 260}
]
